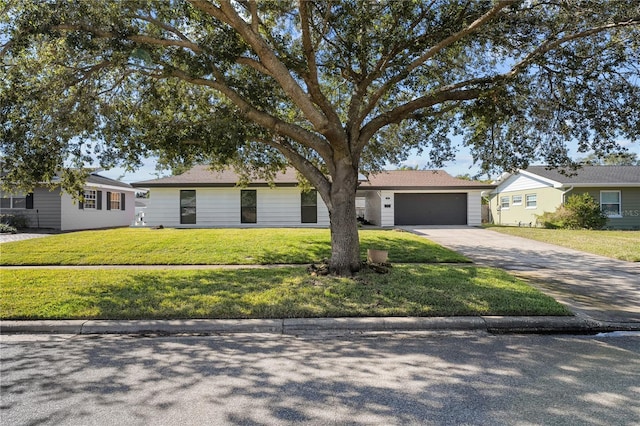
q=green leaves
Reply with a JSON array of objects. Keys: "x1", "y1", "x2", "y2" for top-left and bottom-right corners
[{"x1": 1, "y1": 0, "x2": 638, "y2": 191}]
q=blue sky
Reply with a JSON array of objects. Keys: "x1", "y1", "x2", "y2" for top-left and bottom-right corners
[{"x1": 99, "y1": 138, "x2": 640, "y2": 184}]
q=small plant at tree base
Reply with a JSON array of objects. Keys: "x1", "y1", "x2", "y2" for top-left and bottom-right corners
[{"x1": 538, "y1": 194, "x2": 607, "y2": 229}]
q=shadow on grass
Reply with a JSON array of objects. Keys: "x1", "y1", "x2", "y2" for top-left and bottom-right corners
[{"x1": 1, "y1": 266, "x2": 569, "y2": 320}]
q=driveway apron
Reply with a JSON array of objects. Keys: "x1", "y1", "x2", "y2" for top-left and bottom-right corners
[{"x1": 406, "y1": 226, "x2": 640, "y2": 324}]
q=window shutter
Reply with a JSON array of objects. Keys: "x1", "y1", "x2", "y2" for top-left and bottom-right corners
[
  {"x1": 106, "y1": 192, "x2": 111, "y2": 210},
  {"x1": 97, "y1": 191, "x2": 102, "y2": 210},
  {"x1": 79, "y1": 191, "x2": 84, "y2": 210},
  {"x1": 26, "y1": 193, "x2": 34, "y2": 209},
  {"x1": 121, "y1": 193, "x2": 126, "y2": 211}
]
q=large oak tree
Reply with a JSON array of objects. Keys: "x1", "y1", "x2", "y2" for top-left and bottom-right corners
[{"x1": 1, "y1": 0, "x2": 639, "y2": 274}]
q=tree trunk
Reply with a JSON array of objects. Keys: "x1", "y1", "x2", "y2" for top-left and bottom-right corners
[{"x1": 327, "y1": 163, "x2": 361, "y2": 276}]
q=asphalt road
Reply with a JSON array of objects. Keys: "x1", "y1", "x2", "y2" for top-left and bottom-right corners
[{"x1": 2, "y1": 332, "x2": 639, "y2": 425}]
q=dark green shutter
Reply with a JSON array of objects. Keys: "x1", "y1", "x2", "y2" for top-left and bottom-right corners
[
  {"x1": 97, "y1": 191, "x2": 102, "y2": 210},
  {"x1": 106, "y1": 192, "x2": 111, "y2": 210},
  {"x1": 26, "y1": 193, "x2": 34, "y2": 209},
  {"x1": 121, "y1": 193, "x2": 126, "y2": 211}
]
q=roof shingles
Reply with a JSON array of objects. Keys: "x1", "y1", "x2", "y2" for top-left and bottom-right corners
[
  {"x1": 525, "y1": 165, "x2": 640, "y2": 185},
  {"x1": 133, "y1": 166, "x2": 494, "y2": 189}
]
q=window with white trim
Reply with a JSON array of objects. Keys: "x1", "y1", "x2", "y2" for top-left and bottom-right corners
[
  {"x1": 500, "y1": 196, "x2": 509, "y2": 209},
  {"x1": 84, "y1": 190, "x2": 97, "y2": 209},
  {"x1": 512, "y1": 195, "x2": 522, "y2": 206},
  {"x1": 0, "y1": 191, "x2": 26, "y2": 209},
  {"x1": 525, "y1": 194, "x2": 537, "y2": 208},
  {"x1": 600, "y1": 191, "x2": 621, "y2": 217}
]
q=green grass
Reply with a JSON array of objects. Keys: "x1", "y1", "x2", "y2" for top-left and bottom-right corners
[
  {"x1": 487, "y1": 227, "x2": 640, "y2": 262},
  {"x1": 0, "y1": 228, "x2": 468, "y2": 265},
  {"x1": 0, "y1": 265, "x2": 570, "y2": 319}
]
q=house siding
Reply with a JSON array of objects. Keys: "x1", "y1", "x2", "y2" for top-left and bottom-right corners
[
  {"x1": 0, "y1": 187, "x2": 62, "y2": 229},
  {"x1": 491, "y1": 172, "x2": 640, "y2": 229},
  {"x1": 570, "y1": 187, "x2": 640, "y2": 230},
  {"x1": 60, "y1": 188, "x2": 135, "y2": 231},
  {"x1": 144, "y1": 186, "x2": 330, "y2": 228},
  {"x1": 467, "y1": 191, "x2": 482, "y2": 226},
  {"x1": 379, "y1": 191, "x2": 395, "y2": 227},
  {"x1": 363, "y1": 191, "x2": 382, "y2": 225},
  {"x1": 376, "y1": 189, "x2": 480, "y2": 227},
  {"x1": 490, "y1": 186, "x2": 562, "y2": 226}
]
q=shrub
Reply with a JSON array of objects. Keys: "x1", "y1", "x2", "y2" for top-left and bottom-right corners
[
  {"x1": 537, "y1": 193, "x2": 607, "y2": 230},
  {"x1": 0, "y1": 214, "x2": 30, "y2": 229},
  {"x1": 0, "y1": 223, "x2": 18, "y2": 234}
]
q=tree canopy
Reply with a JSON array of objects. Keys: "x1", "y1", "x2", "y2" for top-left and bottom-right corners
[{"x1": 1, "y1": 0, "x2": 639, "y2": 274}]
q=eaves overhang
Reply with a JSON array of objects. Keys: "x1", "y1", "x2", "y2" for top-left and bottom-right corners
[
  {"x1": 130, "y1": 182, "x2": 299, "y2": 188},
  {"x1": 358, "y1": 185, "x2": 496, "y2": 191}
]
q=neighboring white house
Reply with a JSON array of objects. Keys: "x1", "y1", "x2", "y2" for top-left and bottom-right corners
[
  {"x1": 0, "y1": 171, "x2": 136, "y2": 231},
  {"x1": 132, "y1": 166, "x2": 494, "y2": 228}
]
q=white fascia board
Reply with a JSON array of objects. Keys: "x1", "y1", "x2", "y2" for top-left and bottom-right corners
[
  {"x1": 518, "y1": 169, "x2": 563, "y2": 188},
  {"x1": 83, "y1": 183, "x2": 136, "y2": 192}
]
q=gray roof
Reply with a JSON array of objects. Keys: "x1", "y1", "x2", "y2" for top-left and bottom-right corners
[
  {"x1": 359, "y1": 170, "x2": 494, "y2": 190},
  {"x1": 132, "y1": 166, "x2": 299, "y2": 187},
  {"x1": 87, "y1": 173, "x2": 134, "y2": 189},
  {"x1": 133, "y1": 165, "x2": 494, "y2": 190},
  {"x1": 524, "y1": 165, "x2": 640, "y2": 185}
]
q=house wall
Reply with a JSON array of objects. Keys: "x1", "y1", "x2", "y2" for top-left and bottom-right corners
[
  {"x1": 143, "y1": 186, "x2": 330, "y2": 227},
  {"x1": 60, "y1": 188, "x2": 135, "y2": 231},
  {"x1": 379, "y1": 190, "x2": 395, "y2": 227},
  {"x1": 376, "y1": 190, "x2": 481, "y2": 227},
  {"x1": 467, "y1": 191, "x2": 483, "y2": 226},
  {"x1": 363, "y1": 191, "x2": 382, "y2": 225},
  {"x1": 490, "y1": 186, "x2": 561, "y2": 226},
  {"x1": 0, "y1": 186, "x2": 62, "y2": 229},
  {"x1": 570, "y1": 187, "x2": 640, "y2": 229}
]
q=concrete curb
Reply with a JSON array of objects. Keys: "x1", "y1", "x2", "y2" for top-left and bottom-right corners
[{"x1": 2, "y1": 316, "x2": 638, "y2": 336}]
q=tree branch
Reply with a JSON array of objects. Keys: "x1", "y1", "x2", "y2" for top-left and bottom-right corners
[
  {"x1": 164, "y1": 68, "x2": 334, "y2": 163},
  {"x1": 358, "y1": 88, "x2": 481, "y2": 151},
  {"x1": 131, "y1": 14, "x2": 192, "y2": 43},
  {"x1": 507, "y1": 18, "x2": 640, "y2": 77},
  {"x1": 298, "y1": 0, "x2": 344, "y2": 138},
  {"x1": 358, "y1": 1, "x2": 515, "y2": 127},
  {"x1": 261, "y1": 137, "x2": 332, "y2": 203},
  {"x1": 51, "y1": 24, "x2": 203, "y2": 53},
  {"x1": 187, "y1": 0, "x2": 345, "y2": 146}
]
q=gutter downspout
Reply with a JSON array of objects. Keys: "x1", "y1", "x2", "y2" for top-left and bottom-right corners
[{"x1": 561, "y1": 186, "x2": 574, "y2": 205}]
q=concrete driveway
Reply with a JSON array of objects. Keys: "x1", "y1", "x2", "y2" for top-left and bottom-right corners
[
  {"x1": 0, "y1": 232, "x2": 55, "y2": 244},
  {"x1": 406, "y1": 226, "x2": 640, "y2": 324}
]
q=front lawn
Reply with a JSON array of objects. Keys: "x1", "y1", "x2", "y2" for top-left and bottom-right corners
[
  {"x1": 487, "y1": 227, "x2": 640, "y2": 262},
  {"x1": 0, "y1": 228, "x2": 468, "y2": 265},
  {"x1": 0, "y1": 266, "x2": 570, "y2": 319}
]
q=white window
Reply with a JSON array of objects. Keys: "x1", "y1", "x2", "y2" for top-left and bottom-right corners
[
  {"x1": 512, "y1": 195, "x2": 523, "y2": 206},
  {"x1": 84, "y1": 190, "x2": 97, "y2": 209},
  {"x1": 600, "y1": 191, "x2": 621, "y2": 217},
  {"x1": 500, "y1": 196, "x2": 509, "y2": 209},
  {"x1": 0, "y1": 191, "x2": 26, "y2": 209},
  {"x1": 109, "y1": 192, "x2": 120, "y2": 210},
  {"x1": 525, "y1": 194, "x2": 537, "y2": 208}
]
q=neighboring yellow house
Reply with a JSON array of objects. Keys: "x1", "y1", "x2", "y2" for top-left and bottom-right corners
[{"x1": 489, "y1": 165, "x2": 640, "y2": 230}]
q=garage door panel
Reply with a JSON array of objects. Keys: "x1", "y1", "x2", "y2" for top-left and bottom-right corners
[{"x1": 394, "y1": 193, "x2": 467, "y2": 225}]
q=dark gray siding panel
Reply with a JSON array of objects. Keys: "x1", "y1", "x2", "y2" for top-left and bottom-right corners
[
  {"x1": 29, "y1": 187, "x2": 62, "y2": 229},
  {"x1": 395, "y1": 193, "x2": 467, "y2": 225}
]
